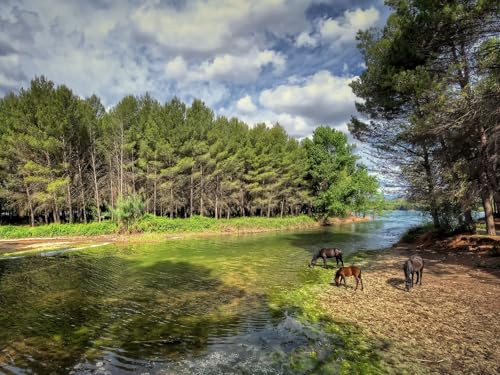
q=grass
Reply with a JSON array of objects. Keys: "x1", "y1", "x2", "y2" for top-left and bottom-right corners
[
  {"x1": 0, "y1": 215, "x2": 317, "y2": 239},
  {"x1": 0, "y1": 221, "x2": 118, "y2": 239},
  {"x1": 268, "y1": 262, "x2": 394, "y2": 374}
]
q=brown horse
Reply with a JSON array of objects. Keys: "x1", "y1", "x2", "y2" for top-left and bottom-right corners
[
  {"x1": 403, "y1": 255, "x2": 424, "y2": 291},
  {"x1": 309, "y1": 248, "x2": 344, "y2": 268},
  {"x1": 334, "y1": 266, "x2": 364, "y2": 291}
]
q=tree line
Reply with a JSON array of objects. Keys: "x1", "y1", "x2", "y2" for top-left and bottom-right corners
[
  {"x1": 350, "y1": 0, "x2": 499, "y2": 235},
  {"x1": 0, "y1": 77, "x2": 380, "y2": 226}
]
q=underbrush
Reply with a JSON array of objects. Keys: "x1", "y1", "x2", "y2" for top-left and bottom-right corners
[
  {"x1": 400, "y1": 223, "x2": 435, "y2": 243},
  {"x1": 0, "y1": 221, "x2": 118, "y2": 239},
  {"x1": 136, "y1": 214, "x2": 316, "y2": 233},
  {"x1": 0, "y1": 215, "x2": 317, "y2": 239}
]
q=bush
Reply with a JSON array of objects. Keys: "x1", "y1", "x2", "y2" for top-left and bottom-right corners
[
  {"x1": 0, "y1": 221, "x2": 117, "y2": 239},
  {"x1": 0, "y1": 214, "x2": 316, "y2": 239},
  {"x1": 401, "y1": 223, "x2": 435, "y2": 243},
  {"x1": 113, "y1": 194, "x2": 146, "y2": 232}
]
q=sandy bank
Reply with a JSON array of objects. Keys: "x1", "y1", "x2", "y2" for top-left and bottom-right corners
[{"x1": 321, "y1": 235, "x2": 500, "y2": 374}]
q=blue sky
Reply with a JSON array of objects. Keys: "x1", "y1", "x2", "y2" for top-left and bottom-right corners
[{"x1": 0, "y1": 0, "x2": 390, "y2": 139}]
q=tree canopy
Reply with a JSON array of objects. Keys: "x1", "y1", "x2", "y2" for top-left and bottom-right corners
[
  {"x1": 0, "y1": 77, "x2": 379, "y2": 225},
  {"x1": 350, "y1": 0, "x2": 500, "y2": 234}
]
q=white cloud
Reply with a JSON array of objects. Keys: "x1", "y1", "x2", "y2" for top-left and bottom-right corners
[
  {"x1": 165, "y1": 56, "x2": 188, "y2": 80},
  {"x1": 296, "y1": 31, "x2": 317, "y2": 48},
  {"x1": 259, "y1": 70, "x2": 357, "y2": 126},
  {"x1": 236, "y1": 95, "x2": 257, "y2": 114},
  {"x1": 131, "y1": 0, "x2": 310, "y2": 54},
  {"x1": 319, "y1": 7, "x2": 380, "y2": 46},
  {"x1": 164, "y1": 49, "x2": 285, "y2": 84}
]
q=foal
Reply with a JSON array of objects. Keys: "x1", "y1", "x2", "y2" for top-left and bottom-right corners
[
  {"x1": 334, "y1": 266, "x2": 364, "y2": 291},
  {"x1": 309, "y1": 248, "x2": 344, "y2": 268},
  {"x1": 403, "y1": 255, "x2": 424, "y2": 291}
]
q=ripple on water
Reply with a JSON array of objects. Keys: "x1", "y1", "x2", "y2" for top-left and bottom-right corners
[{"x1": 0, "y1": 211, "x2": 424, "y2": 374}]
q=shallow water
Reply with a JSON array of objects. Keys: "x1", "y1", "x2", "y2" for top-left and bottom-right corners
[{"x1": 0, "y1": 211, "x2": 424, "y2": 374}]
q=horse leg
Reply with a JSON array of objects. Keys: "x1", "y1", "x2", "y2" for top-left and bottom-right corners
[
  {"x1": 322, "y1": 255, "x2": 327, "y2": 268},
  {"x1": 411, "y1": 271, "x2": 415, "y2": 288},
  {"x1": 420, "y1": 268, "x2": 423, "y2": 285},
  {"x1": 340, "y1": 255, "x2": 344, "y2": 267},
  {"x1": 354, "y1": 276, "x2": 359, "y2": 291}
]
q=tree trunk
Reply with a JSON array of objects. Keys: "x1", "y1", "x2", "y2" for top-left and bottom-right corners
[
  {"x1": 214, "y1": 176, "x2": 219, "y2": 219},
  {"x1": 464, "y1": 209, "x2": 475, "y2": 232},
  {"x1": 25, "y1": 185, "x2": 35, "y2": 227},
  {"x1": 240, "y1": 189, "x2": 245, "y2": 217},
  {"x1": 422, "y1": 144, "x2": 440, "y2": 228},
  {"x1": 481, "y1": 187, "x2": 496, "y2": 236},
  {"x1": 190, "y1": 174, "x2": 193, "y2": 218},
  {"x1": 479, "y1": 123, "x2": 496, "y2": 235},
  {"x1": 63, "y1": 147, "x2": 73, "y2": 224},
  {"x1": 109, "y1": 157, "x2": 114, "y2": 219},
  {"x1": 119, "y1": 125, "x2": 124, "y2": 198},
  {"x1": 199, "y1": 164, "x2": 204, "y2": 216},
  {"x1": 91, "y1": 148, "x2": 101, "y2": 222},
  {"x1": 153, "y1": 161, "x2": 157, "y2": 216},
  {"x1": 280, "y1": 198, "x2": 284, "y2": 219},
  {"x1": 53, "y1": 194, "x2": 59, "y2": 224},
  {"x1": 77, "y1": 161, "x2": 87, "y2": 224},
  {"x1": 66, "y1": 183, "x2": 73, "y2": 224},
  {"x1": 170, "y1": 186, "x2": 174, "y2": 219}
]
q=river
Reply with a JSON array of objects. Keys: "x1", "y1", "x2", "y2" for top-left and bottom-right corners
[{"x1": 0, "y1": 211, "x2": 424, "y2": 374}]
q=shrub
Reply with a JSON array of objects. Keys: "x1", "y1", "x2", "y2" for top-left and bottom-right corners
[
  {"x1": 401, "y1": 223, "x2": 435, "y2": 243},
  {"x1": 113, "y1": 194, "x2": 146, "y2": 232}
]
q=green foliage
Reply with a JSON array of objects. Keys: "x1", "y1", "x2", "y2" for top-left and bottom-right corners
[
  {"x1": 0, "y1": 76, "x2": 382, "y2": 226},
  {"x1": 136, "y1": 214, "x2": 316, "y2": 233},
  {"x1": 113, "y1": 194, "x2": 146, "y2": 232},
  {"x1": 0, "y1": 216, "x2": 316, "y2": 239},
  {"x1": 382, "y1": 198, "x2": 419, "y2": 211},
  {"x1": 350, "y1": 0, "x2": 500, "y2": 235},
  {"x1": 0, "y1": 221, "x2": 117, "y2": 239},
  {"x1": 401, "y1": 223, "x2": 435, "y2": 243},
  {"x1": 304, "y1": 127, "x2": 380, "y2": 221}
]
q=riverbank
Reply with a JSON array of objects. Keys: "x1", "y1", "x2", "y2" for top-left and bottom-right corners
[
  {"x1": 0, "y1": 215, "x2": 373, "y2": 256},
  {"x1": 320, "y1": 234, "x2": 500, "y2": 374}
]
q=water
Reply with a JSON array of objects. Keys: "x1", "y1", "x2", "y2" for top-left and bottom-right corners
[{"x1": 0, "y1": 211, "x2": 424, "y2": 374}]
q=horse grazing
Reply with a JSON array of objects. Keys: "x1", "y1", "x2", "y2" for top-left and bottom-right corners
[
  {"x1": 403, "y1": 255, "x2": 424, "y2": 291},
  {"x1": 309, "y1": 248, "x2": 344, "y2": 268},
  {"x1": 334, "y1": 266, "x2": 364, "y2": 291}
]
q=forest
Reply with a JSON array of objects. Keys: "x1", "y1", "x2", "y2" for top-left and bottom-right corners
[
  {"x1": 349, "y1": 0, "x2": 499, "y2": 235},
  {"x1": 0, "y1": 78, "x2": 379, "y2": 226}
]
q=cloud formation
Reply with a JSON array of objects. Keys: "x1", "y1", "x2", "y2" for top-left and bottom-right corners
[
  {"x1": 259, "y1": 70, "x2": 358, "y2": 126},
  {"x1": 0, "y1": 0, "x2": 389, "y2": 138},
  {"x1": 165, "y1": 49, "x2": 285, "y2": 84}
]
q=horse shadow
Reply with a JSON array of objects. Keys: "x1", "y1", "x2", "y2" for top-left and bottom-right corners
[{"x1": 386, "y1": 277, "x2": 406, "y2": 291}]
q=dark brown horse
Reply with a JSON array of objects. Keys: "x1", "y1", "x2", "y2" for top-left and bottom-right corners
[
  {"x1": 404, "y1": 255, "x2": 424, "y2": 291},
  {"x1": 334, "y1": 266, "x2": 364, "y2": 291},
  {"x1": 309, "y1": 248, "x2": 344, "y2": 268}
]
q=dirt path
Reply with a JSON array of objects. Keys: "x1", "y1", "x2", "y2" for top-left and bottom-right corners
[{"x1": 321, "y1": 237, "x2": 500, "y2": 374}]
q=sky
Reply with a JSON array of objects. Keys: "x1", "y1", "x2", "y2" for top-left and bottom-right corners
[{"x1": 0, "y1": 0, "x2": 391, "y2": 139}]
